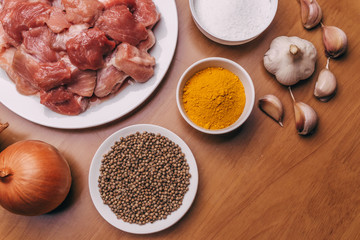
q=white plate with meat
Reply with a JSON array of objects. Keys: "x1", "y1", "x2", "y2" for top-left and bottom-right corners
[{"x1": 0, "y1": 0, "x2": 178, "y2": 129}]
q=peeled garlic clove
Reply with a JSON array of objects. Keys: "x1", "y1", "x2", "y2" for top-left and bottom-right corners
[
  {"x1": 300, "y1": 0, "x2": 322, "y2": 29},
  {"x1": 258, "y1": 95, "x2": 284, "y2": 127},
  {"x1": 289, "y1": 87, "x2": 318, "y2": 135},
  {"x1": 322, "y1": 25, "x2": 348, "y2": 58},
  {"x1": 314, "y1": 68, "x2": 337, "y2": 102}
]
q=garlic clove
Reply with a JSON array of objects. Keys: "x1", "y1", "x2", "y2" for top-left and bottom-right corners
[
  {"x1": 289, "y1": 87, "x2": 318, "y2": 135},
  {"x1": 258, "y1": 95, "x2": 284, "y2": 127},
  {"x1": 322, "y1": 25, "x2": 348, "y2": 58},
  {"x1": 300, "y1": 0, "x2": 322, "y2": 29},
  {"x1": 314, "y1": 59, "x2": 337, "y2": 102},
  {"x1": 294, "y1": 102, "x2": 318, "y2": 135},
  {"x1": 314, "y1": 69, "x2": 337, "y2": 101}
]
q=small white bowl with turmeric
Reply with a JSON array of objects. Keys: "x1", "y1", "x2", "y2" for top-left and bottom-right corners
[{"x1": 176, "y1": 57, "x2": 255, "y2": 134}]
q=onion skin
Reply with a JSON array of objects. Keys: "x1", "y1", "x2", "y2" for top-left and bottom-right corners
[
  {"x1": 0, "y1": 140, "x2": 72, "y2": 216},
  {"x1": 0, "y1": 122, "x2": 8, "y2": 133}
]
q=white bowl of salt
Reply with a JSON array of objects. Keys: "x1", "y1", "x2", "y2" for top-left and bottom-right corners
[{"x1": 189, "y1": 0, "x2": 278, "y2": 45}]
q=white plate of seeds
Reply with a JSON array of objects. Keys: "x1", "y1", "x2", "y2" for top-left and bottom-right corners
[{"x1": 88, "y1": 124, "x2": 199, "y2": 234}]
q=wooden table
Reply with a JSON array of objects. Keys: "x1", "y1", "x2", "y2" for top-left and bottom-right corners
[{"x1": 1, "y1": 0, "x2": 360, "y2": 239}]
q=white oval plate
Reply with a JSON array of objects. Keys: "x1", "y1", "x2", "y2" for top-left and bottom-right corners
[
  {"x1": 88, "y1": 124, "x2": 199, "y2": 234},
  {"x1": 0, "y1": 0, "x2": 178, "y2": 129}
]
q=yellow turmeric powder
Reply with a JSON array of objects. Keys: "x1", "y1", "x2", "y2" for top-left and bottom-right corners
[{"x1": 182, "y1": 67, "x2": 246, "y2": 130}]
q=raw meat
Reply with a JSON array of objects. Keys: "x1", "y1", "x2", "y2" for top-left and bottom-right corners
[
  {"x1": 95, "y1": 53, "x2": 128, "y2": 97},
  {"x1": 0, "y1": 23, "x2": 10, "y2": 53},
  {"x1": 0, "y1": 48, "x2": 16, "y2": 72},
  {"x1": 95, "y1": 4, "x2": 148, "y2": 45},
  {"x1": 62, "y1": 0, "x2": 104, "y2": 24},
  {"x1": 40, "y1": 86, "x2": 89, "y2": 115},
  {"x1": 61, "y1": 54, "x2": 97, "y2": 97},
  {"x1": 32, "y1": 61, "x2": 71, "y2": 90},
  {"x1": 1, "y1": 0, "x2": 51, "y2": 10},
  {"x1": 12, "y1": 46, "x2": 71, "y2": 91},
  {"x1": 52, "y1": 23, "x2": 89, "y2": 51},
  {"x1": 0, "y1": 47, "x2": 38, "y2": 95},
  {"x1": 95, "y1": 65, "x2": 127, "y2": 97},
  {"x1": 66, "y1": 27, "x2": 115, "y2": 70},
  {"x1": 98, "y1": 0, "x2": 135, "y2": 9},
  {"x1": 133, "y1": 0, "x2": 160, "y2": 28},
  {"x1": 67, "y1": 69, "x2": 97, "y2": 97},
  {"x1": 51, "y1": 0, "x2": 64, "y2": 9},
  {"x1": 0, "y1": 1, "x2": 51, "y2": 45},
  {"x1": 137, "y1": 29, "x2": 155, "y2": 51},
  {"x1": 0, "y1": 0, "x2": 159, "y2": 115},
  {"x1": 46, "y1": 7, "x2": 71, "y2": 33},
  {"x1": 22, "y1": 26, "x2": 59, "y2": 62},
  {"x1": 114, "y1": 42, "x2": 155, "y2": 83}
]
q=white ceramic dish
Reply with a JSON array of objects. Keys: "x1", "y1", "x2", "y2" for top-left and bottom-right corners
[
  {"x1": 189, "y1": 0, "x2": 278, "y2": 45},
  {"x1": 88, "y1": 124, "x2": 198, "y2": 234},
  {"x1": 0, "y1": 0, "x2": 178, "y2": 129},
  {"x1": 176, "y1": 57, "x2": 255, "y2": 134}
]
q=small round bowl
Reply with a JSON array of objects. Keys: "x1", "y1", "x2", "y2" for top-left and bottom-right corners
[
  {"x1": 176, "y1": 57, "x2": 255, "y2": 134},
  {"x1": 189, "y1": 0, "x2": 278, "y2": 45}
]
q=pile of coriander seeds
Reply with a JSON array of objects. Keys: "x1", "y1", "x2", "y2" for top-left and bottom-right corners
[{"x1": 98, "y1": 131, "x2": 191, "y2": 225}]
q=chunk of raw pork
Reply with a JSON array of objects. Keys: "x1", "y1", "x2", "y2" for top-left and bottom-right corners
[
  {"x1": 67, "y1": 70, "x2": 97, "y2": 97},
  {"x1": 95, "y1": 53, "x2": 128, "y2": 97},
  {"x1": 133, "y1": 0, "x2": 160, "y2": 28},
  {"x1": 66, "y1": 27, "x2": 115, "y2": 70},
  {"x1": 22, "y1": 26, "x2": 59, "y2": 62},
  {"x1": 95, "y1": 4, "x2": 148, "y2": 45},
  {"x1": 46, "y1": 7, "x2": 71, "y2": 33},
  {"x1": 12, "y1": 46, "x2": 71, "y2": 91},
  {"x1": 62, "y1": 0, "x2": 104, "y2": 24},
  {"x1": 0, "y1": 23, "x2": 10, "y2": 53},
  {"x1": 114, "y1": 43, "x2": 155, "y2": 83},
  {"x1": 0, "y1": 47, "x2": 38, "y2": 95},
  {"x1": 0, "y1": 1, "x2": 51, "y2": 45},
  {"x1": 61, "y1": 54, "x2": 97, "y2": 97},
  {"x1": 40, "y1": 86, "x2": 89, "y2": 115},
  {"x1": 52, "y1": 23, "x2": 89, "y2": 51},
  {"x1": 1, "y1": 0, "x2": 51, "y2": 11},
  {"x1": 137, "y1": 29, "x2": 155, "y2": 51},
  {"x1": 51, "y1": 0, "x2": 64, "y2": 9},
  {"x1": 98, "y1": 0, "x2": 135, "y2": 9}
]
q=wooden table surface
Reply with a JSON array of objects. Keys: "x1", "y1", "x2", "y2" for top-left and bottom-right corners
[{"x1": 1, "y1": 0, "x2": 360, "y2": 239}]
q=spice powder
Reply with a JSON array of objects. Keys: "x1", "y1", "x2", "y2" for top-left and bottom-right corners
[{"x1": 182, "y1": 67, "x2": 246, "y2": 130}]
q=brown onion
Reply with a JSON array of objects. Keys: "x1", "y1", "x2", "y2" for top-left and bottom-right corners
[
  {"x1": 0, "y1": 122, "x2": 8, "y2": 133},
  {"x1": 0, "y1": 140, "x2": 72, "y2": 216}
]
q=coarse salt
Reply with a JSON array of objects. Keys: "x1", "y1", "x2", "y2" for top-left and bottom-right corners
[{"x1": 195, "y1": 0, "x2": 274, "y2": 41}]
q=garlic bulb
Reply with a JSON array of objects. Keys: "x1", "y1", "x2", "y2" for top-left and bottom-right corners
[
  {"x1": 289, "y1": 87, "x2": 318, "y2": 135},
  {"x1": 264, "y1": 36, "x2": 317, "y2": 86},
  {"x1": 322, "y1": 25, "x2": 348, "y2": 58},
  {"x1": 300, "y1": 0, "x2": 322, "y2": 29},
  {"x1": 314, "y1": 58, "x2": 337, "y2": 102},
  {"x1": 258, "y1": 95, "x2": 284, "y2": 127}
]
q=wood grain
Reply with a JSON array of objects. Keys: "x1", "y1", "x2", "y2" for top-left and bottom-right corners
[{"x1": 1, "y1": 0, "x2": 360, "y2": 239}]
